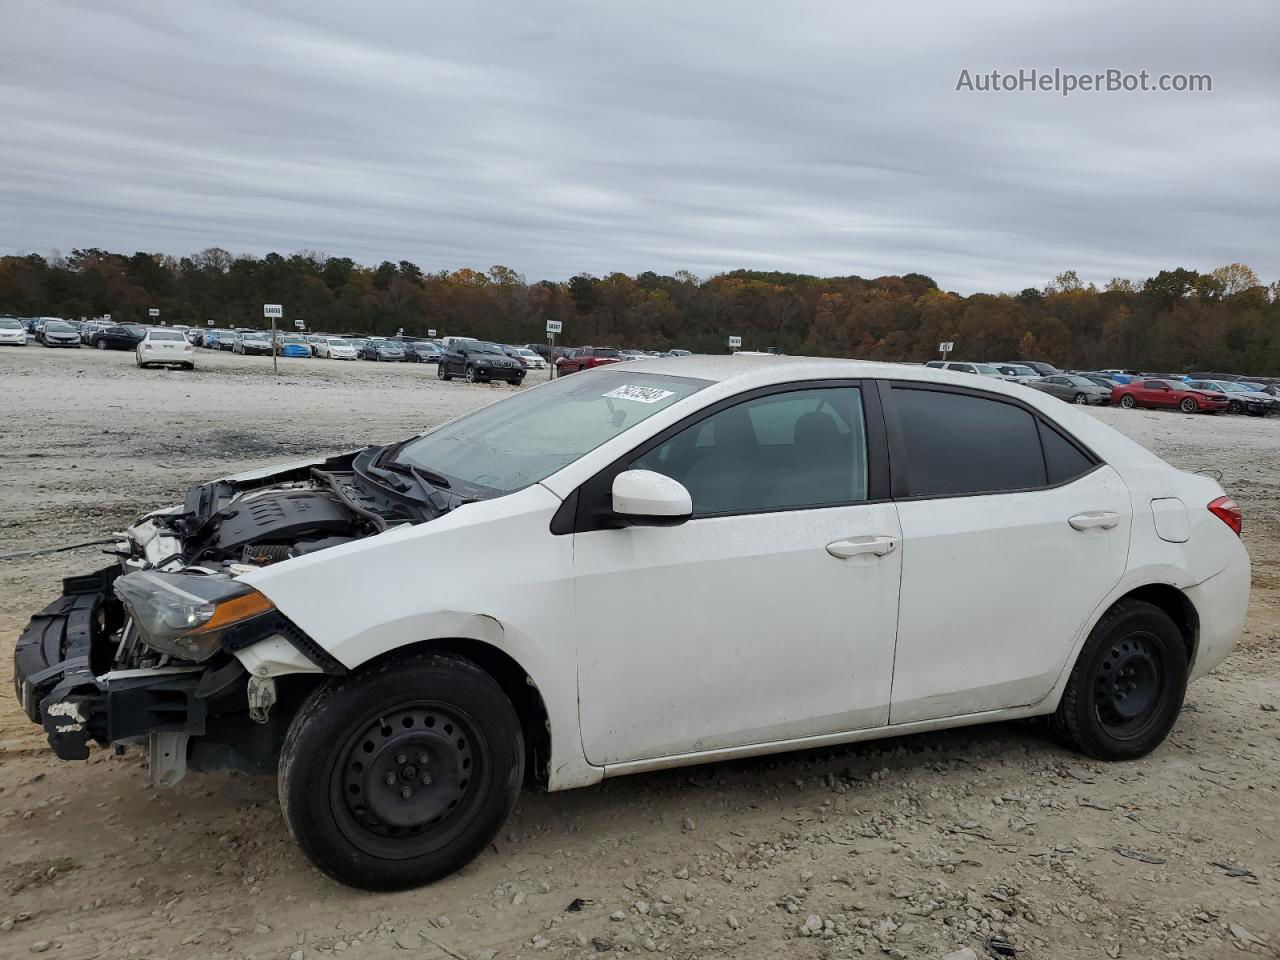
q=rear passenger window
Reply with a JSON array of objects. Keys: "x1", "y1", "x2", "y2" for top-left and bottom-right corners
[
  {"x1": 1039, "y1": 421, "x2": 1096, "y2": 485},
  {"x1": 893, "y1": 387, "x2": 1046, "y2": 496}
]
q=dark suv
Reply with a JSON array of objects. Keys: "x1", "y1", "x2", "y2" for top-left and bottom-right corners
[{"x1": 437, "y1": 340, "x2": 525, "y2": 385}]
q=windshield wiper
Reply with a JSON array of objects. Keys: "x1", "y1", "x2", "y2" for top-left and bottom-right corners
[{"x1": 379, "y1": 460, "x2": 451, "y2": 490}]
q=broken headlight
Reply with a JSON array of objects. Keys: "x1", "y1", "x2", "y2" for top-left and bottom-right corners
[{"x1": 114, "y1": 570, "x2": 275, "y2": 662}]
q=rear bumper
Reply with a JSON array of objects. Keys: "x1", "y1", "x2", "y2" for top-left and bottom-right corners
[{"x1": 1186, "y1": 545, "x2": 1250, "y2": 681}]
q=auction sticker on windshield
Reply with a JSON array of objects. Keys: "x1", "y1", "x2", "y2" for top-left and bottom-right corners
[{"x1": 603, "y1": 385, "x2": 676, "y2": 404}]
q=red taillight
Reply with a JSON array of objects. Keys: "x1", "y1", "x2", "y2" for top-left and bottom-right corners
[{"x1": 1208, "y1": 495, "x2": 1242, "y2": 537}]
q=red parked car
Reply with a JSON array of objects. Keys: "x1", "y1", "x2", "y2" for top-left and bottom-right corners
[
  {"x1": 555, "y1": 346, "x2": 624, "y2": 374},
  {"x1": 1111, "y1": 378, "x2": 1230, "y2": 414}
]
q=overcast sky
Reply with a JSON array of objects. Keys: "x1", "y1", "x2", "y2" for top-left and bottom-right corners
[{"x1": 2, "y1": 0, "x2": 1277, "y2": 293}]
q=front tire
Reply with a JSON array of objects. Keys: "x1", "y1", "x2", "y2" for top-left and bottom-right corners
[
  {"x1": 438, "y1": 363, "x2": 451, "y2": 381},
  {"x1": 465, "y1": 366, "x2": 478, "y2": 383},
  {"x1": 1051, "y1": 599, "x2": 1188, "y2": 760},
  {"x1": 279, "y1": 653, "x2": 524, "y2": 891},
  {"x1": 1073, "y1": 393, "x2": 1087, "y2": 405},
  {"x1": 1228, "y1": 400, "x2": 1243, "y2": 415},
  {"x1": 1179, "y1": 397, "x2": 1198, "y2": 413}
]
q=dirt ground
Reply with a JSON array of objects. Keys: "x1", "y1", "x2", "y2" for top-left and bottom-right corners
[{"x1": 1, "y1": 345, "x2": 1277, "y2": 960}]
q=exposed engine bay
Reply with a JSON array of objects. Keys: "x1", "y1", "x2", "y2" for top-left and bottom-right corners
[
  {"x1": 14, "y1": 442, "x2": 469, "y2": 783},
  {"x1": 128, "y1": 445, "x2": 458, "y2": 575}
]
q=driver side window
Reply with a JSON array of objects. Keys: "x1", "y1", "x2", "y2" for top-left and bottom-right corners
[{"x1": 633, "y1": 387, "x2": 869, "y2": 517}]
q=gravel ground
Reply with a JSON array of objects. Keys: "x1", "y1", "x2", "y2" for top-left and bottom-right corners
[{"x1": 1, "y1": 345, "x2": 1278, "y2": 960}]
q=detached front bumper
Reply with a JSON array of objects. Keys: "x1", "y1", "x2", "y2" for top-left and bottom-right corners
[{"x1": 13, "y1": 568, "x2": 209, "y2": 762}]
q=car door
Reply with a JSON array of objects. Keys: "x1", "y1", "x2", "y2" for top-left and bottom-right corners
[
  {"x1": 573, "y1": 382, "x2": 902, "y2": 766},
  {"x1": 883, "y1": 382, "x2": 1130, "y2": 724},
  {"x1": 1140, "y1": 379, "x2": 1173, "y2": 407}
]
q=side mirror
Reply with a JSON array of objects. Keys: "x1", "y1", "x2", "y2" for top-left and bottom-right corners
[{"x1": 612, "y1": 470, "x2": 692, "y2": 526}]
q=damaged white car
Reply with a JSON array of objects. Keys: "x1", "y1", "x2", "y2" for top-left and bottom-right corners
[{"x1": 15, "y1": 357, "x2": 1249, "y2": 890}]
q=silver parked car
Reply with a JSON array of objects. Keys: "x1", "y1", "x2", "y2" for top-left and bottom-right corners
[{"x1": 1027, "y1": 374, "x2": 1111, "y2": 405}]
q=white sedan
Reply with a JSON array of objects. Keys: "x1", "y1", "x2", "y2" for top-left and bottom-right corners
[
  {"x1": 514, "y1": 347, "x2": 547, "y2": 369},
  {"x1": 0, "y1": 317, "x2": 28, "y2": 345},
  {"x1": 16, "y1": 356, "x2": 1249, "y2": 891},
  {"x1": 315, "y1": 337, "x2": 360, "y2": 360},
  {"x1": 136, "y1": 328, "x2": 195, "y2": 369}
]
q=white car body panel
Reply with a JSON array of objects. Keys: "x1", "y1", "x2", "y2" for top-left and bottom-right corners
[
  {"x1": 575, "y1": 500, "x2": 902, "y2": 764},
  {"x1": 227, "y1": 356, "x2": 1248, "y2": 792},
  {"x1": 889, "y1": 464, "x2": 1131, "y2": 724},
  {"x1": 138, "y1": 331, "x2": 194, "y2": 364}
]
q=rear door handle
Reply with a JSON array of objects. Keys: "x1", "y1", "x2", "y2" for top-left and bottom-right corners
[
  {"x1": 826, "y1": 535, "x2": 898, "y2": 559},
  {"x1": 1068, "y1": 511, "x2": 1120, "y2": 531}
]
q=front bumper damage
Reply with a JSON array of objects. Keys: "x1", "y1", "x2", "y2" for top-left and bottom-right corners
[{"x1": 14, "y1": 565, "x2": 333, "y2": 784}]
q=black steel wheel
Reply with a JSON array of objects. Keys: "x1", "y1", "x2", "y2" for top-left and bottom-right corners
[
  {"x1": 279, "y1": 653, "x2": 523, "y2": 890},
  {"x1": 1051, "y1": 599, "x2": 1187, "y2": 760}
]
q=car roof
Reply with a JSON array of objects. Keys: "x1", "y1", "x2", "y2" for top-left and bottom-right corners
[{"x1": 618, "y1": 354, "x2": 998, "y2": 388}]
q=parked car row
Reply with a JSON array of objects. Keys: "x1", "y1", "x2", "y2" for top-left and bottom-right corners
[
  {"x1": 6, "y1": 316, "x2": 1277, "y2": 416},
  {"x1": 921, "y1": 357, "x2": 1279, "y2": 417}
]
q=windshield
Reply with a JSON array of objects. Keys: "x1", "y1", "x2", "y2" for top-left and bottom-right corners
[
  {"x1": 468, "y1": 341, "x2": 503, "y2": 354},
  {"x1": 242, "y1": 332, "x2": 268, "y2": 341},
  {"x1": 1063, "y1": 375, "x2": 1095, "y2": 387},
  {"x1": 396, "y1": 371, "x2": 710, "y2": 498},
  {"x1": 46, "y1": 321, "x2": 74, "y2": 332},
  {"x1": 0, "y1": 319, "x2": 22, "y2": 329},
  {"x1": 124, "y1": 325, "x2": 146, "y2": 336},
  {"x1": 378, "y1": 340, "x2": 402, "y2": 349},
  {"x1": 1215, "y1": 382, "x2": 1247, "y2": 393},
  {"x1": 327, "y1": 338, "x2": 348, "y2": 347},
  {"x1": 282, "y1": 336, "x2": 306, "y2": 344}
]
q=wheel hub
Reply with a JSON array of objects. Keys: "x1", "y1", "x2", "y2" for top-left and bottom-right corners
[
  {"x1": 341, "y1": 707, "x2": 473, "y2": 835},
  {"x1": 1096, "y1": 636, "x2": 1160, "y2": 728}
]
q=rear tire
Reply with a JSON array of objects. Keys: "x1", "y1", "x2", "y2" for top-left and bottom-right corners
[
  {"x1": 278, "y1": 653, "x2": 523, "y2": 891},
  {"x1": 1119, "y1": 394, "x2": 1136, "y2": 409},
  {"x1": 1050, "y1": 599, "x2": 1188, "y2": 761}
]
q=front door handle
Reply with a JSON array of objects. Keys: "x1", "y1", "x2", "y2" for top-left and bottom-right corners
[
  {"x1": 826, "y1": 535, "x2": 898, "y2": 559},
  {"x1": 1068, "y1": 511, "x2": 1120, "y2": 531}
]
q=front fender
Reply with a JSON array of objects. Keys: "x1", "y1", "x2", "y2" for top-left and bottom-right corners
[{"x1": 239, "y1": 483, "x2": 602, "y2": 791}]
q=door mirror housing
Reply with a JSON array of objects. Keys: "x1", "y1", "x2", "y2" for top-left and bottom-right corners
[{"x1": 612, "y1": 470, "x2": 692, "y2": 526}]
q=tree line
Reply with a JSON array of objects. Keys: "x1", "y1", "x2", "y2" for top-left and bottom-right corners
[{"x1": 2, "y1": 248, "x2": 1277, "y2": 374}]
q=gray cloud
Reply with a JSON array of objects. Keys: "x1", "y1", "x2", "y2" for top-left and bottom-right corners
[{"x1": 2, "y1": 0, "x2": 1277, "y2": 292}]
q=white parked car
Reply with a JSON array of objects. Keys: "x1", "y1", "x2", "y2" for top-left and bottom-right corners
[
  {"x1": 14, "y1": 357, "x2": 1248, "y2": 890},
  {"x1": 316, "y1": 337, "x2": 359, "y2": 360},
  {"x1": 0, "y1": 317, "x2": 28, "y2": 345},
  {"x1": 136, "y1": 327, "x2": 196, "y2": 369},
  {"x1": 514, "y1": 347, "x2": 547, "y2": 369}
]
